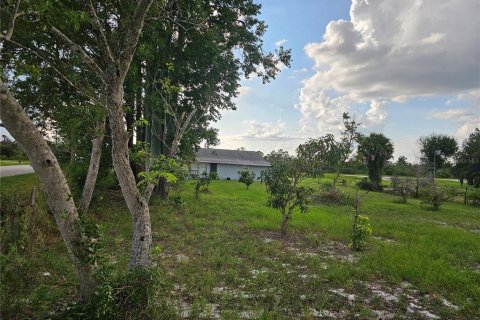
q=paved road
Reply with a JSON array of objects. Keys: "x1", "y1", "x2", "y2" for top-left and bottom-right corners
[
  {"x1": 0, "y1": 165, "x2": 35, "y2": 178},
  {"x1": 342, "y1": 174, "x2": 459, "y2": 182},
  {"x1": 342, "y1": 174, "x2": 392, "y2": 181}
]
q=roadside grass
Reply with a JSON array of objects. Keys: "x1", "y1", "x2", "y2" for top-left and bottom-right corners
[
  {"x1": 1, "y1": 174, "x2": 479, "y2": 319},
  {"x1": 0, "y1": 159, "x2": 29, "y2": 166},
  {"x1": 0, "y1": 173, "x2": 39, "y2": 193},
  {"x1": 0, "y1": 174, "x2": 77, "y2": 318}
]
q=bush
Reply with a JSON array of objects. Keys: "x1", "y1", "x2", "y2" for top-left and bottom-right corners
[
  {"x1": 209, "y1": 172, "x2": 218, "y2": 181},
  {"x1": 391, "y1": 176, "x2": 415, "y2": 203},
  {"x1": 61, "y1": 267, "x2": 176, "y2": 320},
  {"x1": 420, "y1": 185, "x2": 449, "y2": 210},
  {"x1": 436, "y1": 168, "x2": 453, "y2": 179},
  {"x1": 351, "y1": 215, "x2": 372, "y2": 251},
  {"x1": 0, "y1": 142, "x2": 27, "y2": 161},
  {"x1": 194, "y1": 171, "x2": 218, "y2": 199},
  {"x1": 238, "y1": 170, "x2": 256, "y2": 189},
  {"x1": 357, "y1": 178, "x2": 379, "y2": 191},
  {"x1": 96, "y1": 168, "x2": 120, "y2": 190},
  {"x1": 312, "y1": 182, "x2": 353, "y2": 205},
  {"x1": 64, "y1": 161, "x2": 90, "y2": 197},
  {"x1": 384, "y1": 167, "x2": 394, "y2": 176},
  {"x1": 168, "y1": 194, "x2": 185, "y2": 214},
  {"x1": 0, "y1": 183, "x2": 54, "y2": 255},
  {"x1": 468, "y1": 188, "x2": 480, "y2": 206}
]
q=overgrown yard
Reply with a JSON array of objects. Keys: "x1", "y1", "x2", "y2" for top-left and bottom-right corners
[{"x1": 1, "y1": 174, "x2": 479, "y2": 319}]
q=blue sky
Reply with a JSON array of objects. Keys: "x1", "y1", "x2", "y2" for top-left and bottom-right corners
[
  {"x1": 2, "y1": 0, "x2": 478, "y2": 163},
  {"x1": 217, "y1": 0, "x2": 480, "y2": 162}
]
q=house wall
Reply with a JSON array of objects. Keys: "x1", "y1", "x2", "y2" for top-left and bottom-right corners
[
  {"x1": 189, "y1": 162, "x2": 268, "y2": 180},
  {"x1": 190, "y1": 162, "x2": 209, "y2": 175}
]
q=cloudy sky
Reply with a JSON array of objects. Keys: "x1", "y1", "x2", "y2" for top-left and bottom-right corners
[{"x1": 217, "y1": 0, "x2": 480, "y2": 162}]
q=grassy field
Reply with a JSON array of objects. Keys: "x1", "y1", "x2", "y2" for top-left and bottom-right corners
[
  {"x1": 1, "y1": 174, "x2": 479, "y2": 319},
  {"x1": 0, "y1": 159, "x2": 29, "y2": 166}
]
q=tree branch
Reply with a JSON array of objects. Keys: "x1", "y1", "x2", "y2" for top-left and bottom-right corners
[
  {"x1": 3, "y1": 0, "x2": 22, "y2": 41},
  {"x1": 86, "y1": 0, "x2": 115, "y2": 64},
  {"x1": 118, "y1": 0, "x2": 154, "y2": 79},
  {"x1": 50, "y1": 27, "x2": 103, "y2": 78},
  {"x1": 0, "y1": 37, "x2": 102, "y2": 105},
  {"x1": 143, "y1": 183, "x2": 155, "y2": 203}
]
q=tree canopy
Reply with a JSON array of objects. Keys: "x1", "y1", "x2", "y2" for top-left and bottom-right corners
[
  {"x1": 261, "y1": 150, "x2": 314, "y2": 237},
  {"x1": 453, "y1": 128, "x2": 480, "y2": 186},
  {"x1": 419, "y1": 134, "x2": 458, "y2": 170},
  {"x1": 357, "y1": 133, "x2": 394, "y2": 191}
]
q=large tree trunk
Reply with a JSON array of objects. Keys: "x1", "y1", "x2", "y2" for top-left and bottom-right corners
[
  {"x1": 106, "y1": 75, "x2": 152, "y2": 268},
  {"x1": 79, "y1": 118, "x2": 105, "y2": 213},
  {"x1": 0, "y1": 79, "x2": 96, "y2": 299}
]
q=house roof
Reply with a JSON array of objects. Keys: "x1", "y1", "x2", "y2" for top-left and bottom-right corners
[{"x1": 195, "y1": 148, "x2": 271, "y2": 167}]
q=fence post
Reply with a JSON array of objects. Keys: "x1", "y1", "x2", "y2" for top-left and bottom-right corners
[{"x1": 464, "y1": 186, "x2": 467, "y2": 205}]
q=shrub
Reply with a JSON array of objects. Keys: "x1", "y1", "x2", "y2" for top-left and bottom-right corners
[
  {"x1": 391, "y1": 176, "x2": 415, "y2": 203},
  {"x1": 209, "y1": 172, "x2": 218, "y2": 181},
  {"x1": 0, "y1": 183, "x2": 54, "y2": 255},
  {"x1": 261, "y1": 154, "x2": 314, "y2": 237},
  {"x1": 238, "y1": 170, "x2": 256, "y2": 189},
  {"x1": 96, "y1": 168, "x2": 120, "y2": 190},
  {"x1": 64, "y1": 161, "x2": 90, "y2": 197},
  {"x1": 137, "y1": 155, "x2": 188, "y2": 200},
  {"x1": 468, "y1": 188, "x2": 480, "y2": 206},
  {"x1": 357, "y1": 178, "x2": 379, "y2": 191},
  {"x1": 351, "y1": 215, "x2": 372, "y2": 251},
  {"x1": 420, "y1": 185, "x2": 449, "y2": 210},
  {"x1": 436, "y1": 168, "x2": 453, "y2": 179},
  {"x1": 384, "y1": 167, "x2": 394, "y2": 176},
  {"x1": 350, "y1": 189, "x2": 372, "y2": 251},
  {"x1": 168, "y1": 194, "x2": 185, "y2": 214},
  {"x1": 312, "y1": 182, "x2": 353, "y2": 205},
  {"x1": 194, "y1": 171, "x2": 218, "y2": 199},
  {"x1": 61, "y1": 266, "x2": 176, "y2": 320}
]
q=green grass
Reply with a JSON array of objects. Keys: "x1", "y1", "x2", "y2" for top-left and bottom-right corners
[
  {"x1": 1, "y1": 174, "x2": 479, "y2": 319},
  {"x1": 0, "y1": 159, "x2": 29, "y2": 166}
]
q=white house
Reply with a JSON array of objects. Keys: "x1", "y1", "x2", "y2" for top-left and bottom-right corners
[{"x1": 190, "y1": 148, "x2": 270, "y2": 180}]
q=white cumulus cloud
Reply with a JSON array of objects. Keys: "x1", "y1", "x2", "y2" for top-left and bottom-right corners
[
  {"x1": 364, "y1": 100, "x2": 387, "y2": 129},
  {"x1": 241, "y1": 120, "x2": 297, "y2": 141},
  {"x1": 218, "y1": 120, "x2": 303, "y2": 154},
  {"x1": 275, "y1": 39, "x2": 288, "y2": 47},
  {"x1": 429, "y1": 104, "x2": 480, "y2": 139},
  {"x1": 237, "y1": 86, "x2": 252, "y2": 97},
  {"x1": 297, "y1": 0, "x2": 480, "y2": 136}
]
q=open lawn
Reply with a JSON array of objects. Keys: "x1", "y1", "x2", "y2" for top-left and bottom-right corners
[
  {"x1": 1, "y1": 174, "x2": 479, "y2": 319},
  {"x1": 0, "y1": 159, "x2": 29, "y2": 166}
]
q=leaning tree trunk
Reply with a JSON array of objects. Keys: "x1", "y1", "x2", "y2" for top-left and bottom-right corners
[
  {"x1": 106, "y1": 76, "x2": 152, "y2": 268},
  {"x1": 0, "y1": 79, "x2": 96, "y2": 299},
  {"x1": 79, "y1": 118, "x2": 105, "y2": 213}
]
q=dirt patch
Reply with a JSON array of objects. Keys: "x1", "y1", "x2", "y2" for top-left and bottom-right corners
[
  {"x1": 319, "y1": 241, "x2": 358, "y2": 263},
  {"x1": 259, "y1": 230, "x2": 358, "y2": 264},
  {"x1": 249, "y1": 267, "x2": 270, "y2": 278},
  {"x1": 356, "y1": 280, "x2": 456, "y2": 319},
  {"x1": 159, "y1": 252, "x2": 190, "y2": 263},
  {"x1": 213, "y1": 286, "x2": 255, "y2": 299},
  {"x1": 171, "y1": 277, "x2": 460, "y2": 319},
  {"x1": 329, "y1": 288, "x2": 356, "y2": 302},
  {"x1": 373, "y1": 236, "x2": 396, "y2": 243},
  {"x1": 308, "y1": 308, "x2": 348, "y2": 318}
]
